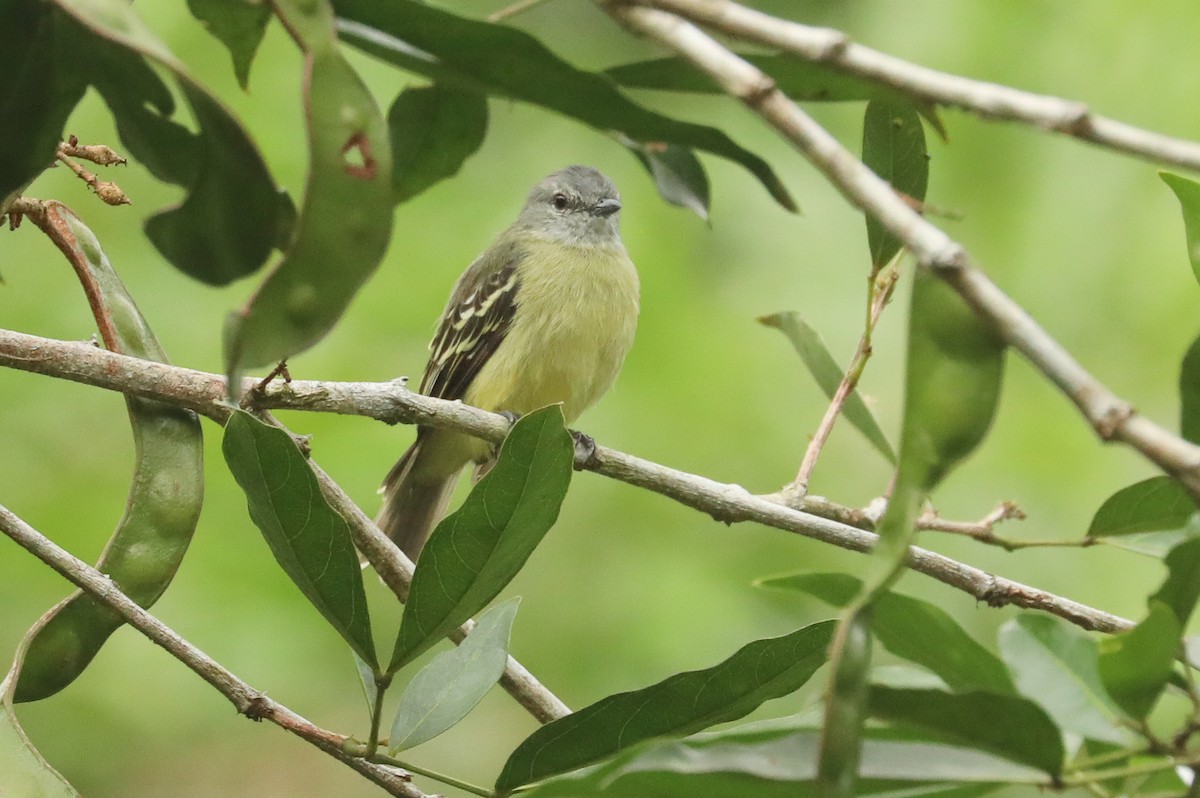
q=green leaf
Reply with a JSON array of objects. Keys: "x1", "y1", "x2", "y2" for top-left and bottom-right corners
[
  {"x1": 764, "y1": 573, "x2": 1014, "y2": 694},
  {"x1": 868, "y1": 687, "x2": 1063, "y2": 777},
  {"x1": 185, "y1": 0, "x2": 271, "y2": 88},
  {"x1": 1, "y1": 617, "x2": 80, "y2": 797},
  {"x1": 54, "y1": 0, "x2": 283, "y2": 285},
  {"x1": 222, "y1": 410, "x2": 378, "y2": 669},
  {"x1": 0, "y1": 3, "x2": 86, "y2": 204},
  {"x1": 353, "y1": 650, "x2": 378, "y2": 716},
  {"x1": 224, "y1": 1, "x2": 394, "y2": 375},
  {"x1": 389, "y1": 407, "x2": 572, "y2": 673},
  {"x1": 1086, "y1": 476, "x2": 1197, "y2": 538},
  {"x1": 759, "y1": 312, "x2": 896, "y2": 464},
  {"x1": 332, "y1": 0, "x2": 797, "y2": 213},
  {"x1": 523, "y1": 716, "x2": 1039, "y2": 798},
  {"x1": 1160, "y1": 171, "x2": 1200, "y2": 287},
  {"x1": 862, "y1": 100, "x2": 928, "y2": 269},
  {"x1": 390, "y1": 597, "x2": 519, "y2": 752},
  {"x1": 625, "y1": 140, "x2": 711, "y2": 221},
  {"x1": 388, "y1": 82, "x2": 488, "y2": 204},
  {"x1": 1180, "y1": 331, "x2": 1200, "y2": 444},
  {"x1": 1152, "y1": 537, "x2": 1200, "y2": 626},
  {"x1": 1097, "y1": 601, "x2": 1179, "y2": 719},
  {"x1": 997, "y1": 615, "x2": 1129, "y2": 745},
  {"x1": 901, "y1": 270, "x2": 1005, "y2": 492},
  {"x1": 496, "y1": 620, "x2": 836, "y2": 794}
]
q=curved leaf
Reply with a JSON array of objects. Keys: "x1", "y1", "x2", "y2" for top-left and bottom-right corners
[
  {"x1": 390, "y1": 597, "x2": 519, "y2": 752},
  {"x1": 389, "y1": 406, "x2": 572, "y2": 673},
  {"x1": 1087, "y1": 476, "x2": 1197, "y2": 538},
  {"x1": 331, "y1": 0, "x2": 796, "y2": 212},
  {"x1": 389, "y1": 82, "x2": 488, "y2": 204},
  {"x1": 862, "y1": 100, "x2": 928, "y2": 269},
  {"x1": 222, "y1": 410, "x2": 377, "y2": 669},
  {"x1": 186, "y1": 0, "x2": 271, "y2": 89},
  {"x1": 1097, "y1": 602, "x2": 1179, "y2": 720},
  {"x1": 225, "y1": 0, "x2": 393, "y2": 376},
  {"x1": 625, "y1": 140, "x2": 711, "y2": 220},
  {"x1": 1161, "y1": 170, "x2": 1200, "y2": 288},
  {"x1": 496, "y1": 620, "x2": 836, "y2": 794}
]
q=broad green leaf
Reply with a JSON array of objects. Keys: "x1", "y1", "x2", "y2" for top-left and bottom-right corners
[
  {"x1": 625, "y1": 140, "x2": 711, "y2": 221},
  {"x1": 862, "y1": 100, "x2": 928, "y2": 269},
  {"x1": 225, "y1": 0, "x2": 393, "y2": 376},
  {"x1": 390, "y1": 597, "x2": 519, "y2": 752},
  {"x1": 388, "y1": 82, "x2": 487, "y2": 204},
  {"x1": 997, "y1": 615, "x2": 1129, "y2": 745},
  {"x1": 1152, "y1": 537, "x2": 1200, "y2": 625},
  {"x1": 1160, "y1": 171, "x2": 1200, "y2": 287},
  {"x1": 332, "y1": 0, "x2": 797, "y2": 213},
  {"x1": 0, "y1": 2, "x2": 86, "y2": 204},
  {"x1": 389, "y1": 407, "x2": 572, "y2": 673},
  {"x1": 1097, "y1": 601, "x2": 1179, "y2": 719},
  {"x1": 185, "y1": 0, "x2": 270, "y2": 88},
  {"x1": 1086, "y1": 476, "x2": 1197, "y2": 539},
  {"x1": 54, "y1": 0, "x2": 283, "y2": 285},
  {"x1": 222, "y1": 410, "x2": 378, "y2": 669},
  {"x1": 496, "y1": 620, "x2": 836, "y2": 793},
  {"x1": 765, "y1": 573, "x2": 1014, "y2": 695},
  {"x1": 1180, "y1": 331, "x2": 1200, "y2": 444},
  {"x1": 759, "y1": 312, "x2": 896, "y2": 464},
  {"x1": 15, "y1": 208, "x2": 204, "y2": 702},
  {"x1": 524, "y1": 716, "x2": 1038, "y2": 798},
  {"x1": 1, "y1": 616, "x2": 80, "y2": 797},
  {"x1": 868, "y1": 687, "x2": 1063, "y2": 776},
  {"x1": 901, "y1": 270, "x2": 1005, "y2": 493}
]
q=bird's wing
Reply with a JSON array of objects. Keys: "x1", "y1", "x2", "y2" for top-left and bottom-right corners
[{"x1": 420, "y1": 239, "x2": 522, "y2": 402}]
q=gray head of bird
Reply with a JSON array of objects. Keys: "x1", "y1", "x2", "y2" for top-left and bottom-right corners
[{"x1": 515, "y1": 165, "x2": 624, "y2": 248}]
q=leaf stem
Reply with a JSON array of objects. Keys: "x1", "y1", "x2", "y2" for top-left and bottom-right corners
[
  {"x1": 366, "y1": 672, "x2": 392, "y2": 758},
  {"x1": 369, "y1": 752, "x2": 493, "y2": 797}
]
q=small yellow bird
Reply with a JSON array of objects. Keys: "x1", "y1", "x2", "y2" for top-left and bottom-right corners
[{"x1": 378, "y1": 165, "x2": 640, "y2": 560}]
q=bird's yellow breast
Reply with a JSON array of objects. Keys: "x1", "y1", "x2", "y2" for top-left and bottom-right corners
[{"x1": 463, "y1": 238, "x2": 639, "y2": 425}]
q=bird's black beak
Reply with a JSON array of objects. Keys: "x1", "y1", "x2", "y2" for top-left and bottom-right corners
[{"x1": 591, "y1": 198, "x2": 622, "y2": 217}]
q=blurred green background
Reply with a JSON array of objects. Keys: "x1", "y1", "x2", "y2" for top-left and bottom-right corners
[{"x1": 3, "y1": 1, "x2": 1200, "y2": 795}]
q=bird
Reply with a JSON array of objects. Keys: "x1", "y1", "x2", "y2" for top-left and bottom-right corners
[{"x1": 377, "y1": 165, "x2": 640, "y2": 561}]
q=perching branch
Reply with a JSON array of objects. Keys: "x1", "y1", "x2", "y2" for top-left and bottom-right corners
[
  {"x1": 626, "y1": 0, "x2": 1200, "y2": 173},
  {"x1": 596, "y1": 1, "x2": 1200, "y2": 500},
  {"x1": 0, "y1": 327, "x2": 1137, "y2": 635},
  {"x1": 0, "y1": 504, "x2": 431, "y2": 798}
]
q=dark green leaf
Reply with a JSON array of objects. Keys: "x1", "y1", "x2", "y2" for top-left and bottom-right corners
[
  {"x1": 390, "y1": 597, "x2": 519, "y2": 752},
  {"x1": 997, "y1": 615, "x2": 1129, "y2": 745},
  {"x1": 332, "y1": 0, "x2": 797, "y2": 212},
  {"x1": 764, "y1": 573, "x2": 1014, "y2": 695},
  {"x1": 819, "y1": 609, "x2": 874, "y2": 798},
  {"x1": 1087, "y1": 476, "x2": 1197, "y2": 538},
  {"x1": 224, "y1": 4, "x2": 394, "y2": 374},
  {"x1": 389, "y1": 407, "x2": 572, "y2": 673},
  {"x1": 524, "y1": 716, "x2": 1038, "y2": 798},
  {"x1": 0, "y1": 3, "x2": 86, "y2": 203},
  {"x1": 185, "y1": 0, "x2": 271, "y2": 88},
  {"x1": 759, "y1": 312, "x2": 896, "y2": 464},
  {"x1": 222, "y1": 410, "x2": 377, "y2": 668},
  {"x1": 1097, "y1": 602, "x2": 1179, "y2": 719},
  {"x1": 1152, "y1": 537, "x2": 1200, "y2": 626},
  {"x1": 388, "y1": 82, "x2": 487, "y2": 204},
  {"x1": 54, "y1": 0, "x2": 282, "y2": 285},
  {"x1": 1180, "y1": 331, "x2": 1200, "y2": 444},
  {"x1": 496, "y1": 620, "x2": 836, "y2": 793},
  {"x1": 1, "y1": 614, "x2": 80, "y2": 797},
  {"x1": 869, "y1": 687, "x2": 1063, "y2": 777},
  {"x1": 862, "y1": 100, "x2": 928, "y2": 269},
  {"x1": 1160, "y1": 171, "x2": 1200, "y2": 288},
  {"x1": 625, "y1": 140, "x2": 711, "y2": 221}
]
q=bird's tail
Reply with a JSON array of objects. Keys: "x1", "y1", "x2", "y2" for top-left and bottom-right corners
[{"x1": 376, "y1": 439, "x2": 459, "y2": 562}]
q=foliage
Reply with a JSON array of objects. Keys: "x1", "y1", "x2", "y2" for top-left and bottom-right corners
[{"x1": 2, "y1": 2, "x2": 1200, "y2": 797}]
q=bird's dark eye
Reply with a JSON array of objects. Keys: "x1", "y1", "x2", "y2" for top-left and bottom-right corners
[{"x1": 551, "y1": 192, "x2": 570, "y2": 211}]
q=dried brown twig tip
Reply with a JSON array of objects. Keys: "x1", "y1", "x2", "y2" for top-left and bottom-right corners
[{"x1": 55, "y1": 142, "x2": 131, "y2": 206}]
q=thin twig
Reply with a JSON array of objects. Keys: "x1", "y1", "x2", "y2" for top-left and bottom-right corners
[
  {"x1": 627, "y1": 0, "x2": 1200, "y2": 174},
  {"x1": 0, "y1": 328, "x2": 1138, "y2": 635},
  {"x1": 488, "y1": 0, "x2": 555, "y2": 22},
  {"x1": 0, "y1": 505, "x2": 430, "y2": 798},
  {"x1": 54, "y1": 146, "x2": 130, "y2": 206},
  {"x1": 595, "y1": 1, "x2": 1200, "y2": 502},
  {"x1": 793, "y1": 265, "x2": 897, "y2": 492}
]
